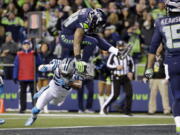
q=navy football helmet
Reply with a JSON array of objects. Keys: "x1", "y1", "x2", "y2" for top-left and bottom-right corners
[
  {"x1": 165, "y1": 0, "x2": 180, "y2": 12},
  {"x1": 89, "y1": 8, "x2": 106, "y2": 32}
]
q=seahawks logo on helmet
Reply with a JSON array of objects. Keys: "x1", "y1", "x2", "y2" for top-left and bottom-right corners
[
  {"x1": 89, "y1": 8, "x2": 107, "y2": 33},
  {"x1": 165, "y1": 0, "x2": 180, "y2": 12}
]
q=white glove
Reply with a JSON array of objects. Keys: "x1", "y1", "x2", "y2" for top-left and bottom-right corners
[
  {"x1": 108, "y1": 46, "x2": 118, "y2": 55},
  {"x1": 38, "y1": 65, "x2": 48, "y2": 72}
]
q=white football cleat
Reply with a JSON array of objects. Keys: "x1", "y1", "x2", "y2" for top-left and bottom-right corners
[
  {"x1": 0, "y1": 119, "x2": 5, "y2": 125},
  {"x1": 24, "y1": 116, "x2": 37, "y2": 126}
]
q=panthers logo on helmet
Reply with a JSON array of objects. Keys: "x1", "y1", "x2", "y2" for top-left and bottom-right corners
[{"x1": 59, "y1": 58, "x2": 75, "y2": 77}]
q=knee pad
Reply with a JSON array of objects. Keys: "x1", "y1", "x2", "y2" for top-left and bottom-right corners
[{"x1": 32, "y1": 107, "x2": 40, "y2": 115}]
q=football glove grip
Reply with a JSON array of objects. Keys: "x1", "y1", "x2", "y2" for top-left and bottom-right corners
[
  {"x1": 75, "y1": 61, "x2": 87, "y2": 73},
  {"x1": 145, "y1": 68, "x2": 153, "y2": 79}
]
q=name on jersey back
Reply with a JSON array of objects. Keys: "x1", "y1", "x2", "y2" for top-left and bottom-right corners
[{"x1": 161, "y1": 16, "x2": 180, "y2": 25}]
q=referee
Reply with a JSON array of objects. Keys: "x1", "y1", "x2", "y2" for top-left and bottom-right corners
[{"x1": 101, "y1": 41, "x2": 134, "y2": 115}]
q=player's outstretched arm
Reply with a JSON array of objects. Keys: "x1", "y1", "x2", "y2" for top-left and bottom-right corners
[
  {"x1": 38, "y1": 59, "x2": 61, "y2": 72},
  {"x1": 38, "y1": 65, "x2": 49, "y2": 72}
]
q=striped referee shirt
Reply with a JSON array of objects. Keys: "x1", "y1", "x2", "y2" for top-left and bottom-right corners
[{"x1": 107, "y1": 53, "x2": 135, "y2": 76}]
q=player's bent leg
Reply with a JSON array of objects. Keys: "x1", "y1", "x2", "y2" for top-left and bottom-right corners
[
  {"x1": 25, "y1": 88, "x2": 54, "y2": 126},
  {"x1": 81, "y1": 36, "x2": 97, "y2": 62},
  {"x1": 51, "y1": 88, "x2": 70, "y2": 106},
  {"x1": 24, "y1": 107, "x2": 40, "y2": 126},
  {"x1": 36, "y1": 87, "x2": 54, "y2": 110},
  {"x1": 33, "y1": 86, "x2": 49, "y2": 99}
]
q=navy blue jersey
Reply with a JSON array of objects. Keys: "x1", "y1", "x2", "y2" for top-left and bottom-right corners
[
  {"x1": 149, "y1": 16, "x2": 180, "y2": 56},
  {"x1": 61, "y1": 8, "x2": 93, "y2": 35}
]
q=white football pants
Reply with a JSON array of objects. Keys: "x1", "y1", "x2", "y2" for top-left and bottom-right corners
[{"x1": 36, "y1": 80, "x2": 71, "y2": 110}]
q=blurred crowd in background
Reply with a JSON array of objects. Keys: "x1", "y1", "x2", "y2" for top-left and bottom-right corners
[
  {"x1": 0, "y1": 0, "x2": 166, "y2": 80},
  {"x1": 0, "y1": 0, "x2": 170, "y2": 114}
]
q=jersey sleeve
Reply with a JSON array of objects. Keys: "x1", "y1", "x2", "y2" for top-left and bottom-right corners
[
  {"x1": 38, "y1": 59, "x2": 61, "y2": 72},
  {"x1": 107, "y1": 53, "x2": 117, "y2": 69},
  {"x1": 76, "y1": 9, "x2": 91, "y2": 32},
  {"x1": 149, "y1": 19, "x2": 162, "y2": 54}
]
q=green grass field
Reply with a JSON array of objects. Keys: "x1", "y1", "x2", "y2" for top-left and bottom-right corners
[{"x1": 0, "y1": 113, "x2": 175, "y2": 129}]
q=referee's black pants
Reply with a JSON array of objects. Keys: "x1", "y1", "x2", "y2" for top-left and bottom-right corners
[{"x1": 102, "y1": 75, "x2": 133, "y2": 113}]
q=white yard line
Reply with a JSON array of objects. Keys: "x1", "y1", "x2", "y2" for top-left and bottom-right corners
[
  {"x1": 0, "y1": 124, "x2": 175, "y2": 131},
  {"x1": 0, "y1": 113, "x2": 173, "y2": 118}
]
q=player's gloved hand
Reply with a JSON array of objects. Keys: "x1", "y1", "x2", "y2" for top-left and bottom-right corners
[
  {"x1": 38, "y1": 65, "x2": 48, "y2": 72},
  {"x1": 108, "y1": 46, "x2": 119, "y2": 56},
  {"x1": 145, "y1": 68, "x2": 153, "y2": 79},
  {"x1": 75, "y1": 61, "x2": 87, "y2": 73}
]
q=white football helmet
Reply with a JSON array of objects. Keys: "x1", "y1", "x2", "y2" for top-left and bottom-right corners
[{"x1": 59, "y1": 58, "x2": 75, "y2": 78}]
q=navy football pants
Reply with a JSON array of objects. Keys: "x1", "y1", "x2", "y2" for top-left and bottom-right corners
[
  {"x1": 166, "y1": 55, "x2": 180, "y2": 116},
  {"x1": 78, "y1": 79, "x2": 94, "y2": 111},
  {"x1": 59, "y1": 34, "x2": 111, "y2": 62}
]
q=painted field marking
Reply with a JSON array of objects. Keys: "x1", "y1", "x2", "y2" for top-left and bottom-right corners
[{"x1": 0, "y1": 124, "x2": 175, "y2": 131}]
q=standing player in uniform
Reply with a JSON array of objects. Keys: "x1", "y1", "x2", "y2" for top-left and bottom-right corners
[
  {"x1": 145, "y1": 0, "x2": 180, "y2": 134},
  {"x1": 59, "y1": 8, "x2": 119, "y2": 74},
  {"x1": 24, "y1": 58, "x2": 86, "y2": 126}
]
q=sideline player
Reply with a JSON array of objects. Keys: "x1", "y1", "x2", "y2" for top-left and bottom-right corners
[
  {"x1": 145, "y1": 0, "x2": 180, "y2": 134},
  {"x1": 59, "y1": 8, "x2": 119, "y2": 73},
  {"x1": 24, "y1": 58, "x2": 86, "y2": 126}
]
